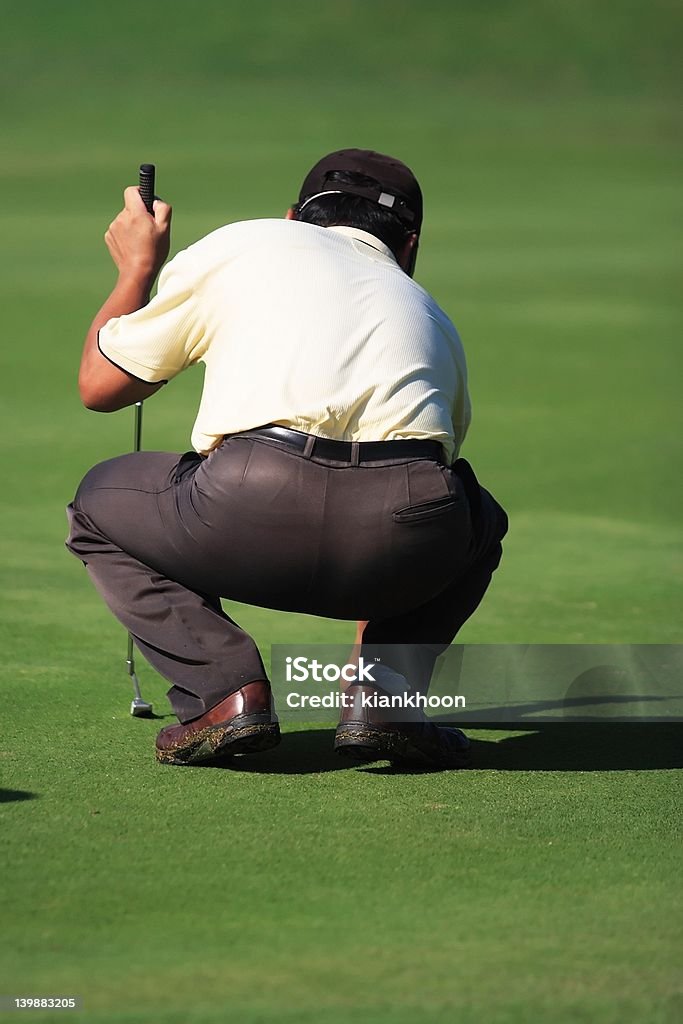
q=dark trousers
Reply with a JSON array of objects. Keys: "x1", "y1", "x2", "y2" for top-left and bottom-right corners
[{"x1": 66, "y1": 435, "x2": 508, "y2": 722}]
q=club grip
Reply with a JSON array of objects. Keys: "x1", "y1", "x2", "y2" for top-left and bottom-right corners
[{"x1": 138, "y1": 163, "x2": 155, "y2": 214}]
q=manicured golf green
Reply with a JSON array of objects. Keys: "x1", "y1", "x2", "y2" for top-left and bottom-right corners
[{"x1": 1, "y1": 3, "x2": 681, "y2": 1022}]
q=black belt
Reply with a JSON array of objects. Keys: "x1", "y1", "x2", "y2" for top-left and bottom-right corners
[{"x1": 232, "y1": 425, "x2": 447, "y2": 465}]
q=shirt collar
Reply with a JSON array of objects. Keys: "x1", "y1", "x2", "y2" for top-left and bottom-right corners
[{"x1": 326, "y1": 225, "x2": 398, "y2": 265}]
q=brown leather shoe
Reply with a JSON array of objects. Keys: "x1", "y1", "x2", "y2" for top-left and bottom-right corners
[
  {"x1": 155, "y1": 681, "x2": 280, "y2": 766},
  {"x1": 334, "y1": 684, "x2": 470, "y2": 770}
]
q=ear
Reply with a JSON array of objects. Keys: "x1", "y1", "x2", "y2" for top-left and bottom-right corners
[
  {"x1": 285, "y1": 207, "x2": 297, "y2": 221},
  {"x1": 398, "y1": 233, "x2": 419, "y2": 276}
]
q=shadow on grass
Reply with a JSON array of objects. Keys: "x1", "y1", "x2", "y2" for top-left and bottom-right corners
[
  {"x1": 369, "y1": 723, "x2": 683, "y2": 774},
  {"x1": 207, "y1": 728, "x2": 346, "y2": 775},
  {"x1": 205, "y1": 723, "x2": 683, "y2": 775},
  {"x1": 0, "y1": 788, "x2": 39, "y2": 803}
]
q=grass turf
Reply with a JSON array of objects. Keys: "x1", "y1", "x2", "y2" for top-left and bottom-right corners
[{"x1": 1, "y1": 2, "x2": 682, "y2": 1021}]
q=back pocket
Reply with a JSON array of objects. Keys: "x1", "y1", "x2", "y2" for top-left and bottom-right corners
[{"x1": 392, "y1": 495, "x2": 457, "y2": 524}]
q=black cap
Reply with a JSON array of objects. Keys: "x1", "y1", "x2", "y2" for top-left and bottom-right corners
[{"x1": 298, "y1": 148, "x2": 423, "y2": 231}]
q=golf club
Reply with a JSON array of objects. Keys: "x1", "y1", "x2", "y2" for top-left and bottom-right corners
[
  {"x1": 127, "y1": 400, "x2": 152, "y2": 716},
  {"x1": 126, "y1": 163, "x2": 156, "y2": 717}
]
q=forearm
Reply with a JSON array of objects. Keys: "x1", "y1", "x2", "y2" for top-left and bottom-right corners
[
  {"x1": 78, "y1": 186, "x2": 172, "y2": 412},
  {"x1": 89, "y1": 270, "x2": 154, "y2": 337},
  {"x1": 78, "y1": 272, "x2": 163, "y2": 411},
  {"x1": 79, "y1": 272, "x2": 163, "y2": 411}
]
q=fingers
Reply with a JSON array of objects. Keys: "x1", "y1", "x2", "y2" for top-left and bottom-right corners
[
  {"x1": 152, "y1": 199, "x2": 172, "y2": 230},
  {"x1": 104, "y1": 186, "x2": 171, "y2": 278},
  {"x1": 124, "y1": 185, "x2": 146, "y2": 211},
  {"x1": 122, "y1": 186, "x2": 171, "y2": 227},
  {"x1": 353, "y1": 620, "x2": 368, "y2": 645}
]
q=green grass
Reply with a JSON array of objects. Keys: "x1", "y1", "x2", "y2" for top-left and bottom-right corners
[{"x1": 1, "y1": 2, "x2": 682, "y2": 1021}]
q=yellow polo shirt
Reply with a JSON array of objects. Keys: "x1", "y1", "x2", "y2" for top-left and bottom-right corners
[{"x1": 98, "y1": 219, "x2": 471, "y2": 461}]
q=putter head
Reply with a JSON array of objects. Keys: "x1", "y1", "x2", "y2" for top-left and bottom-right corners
[{"x1": 130, "y1": 697, "x2": 154, "y2": 717}]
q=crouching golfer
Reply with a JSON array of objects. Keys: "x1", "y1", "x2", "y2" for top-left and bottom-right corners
[{"x1": 67, "y1": 149, "x2": 508, "y2": 769}]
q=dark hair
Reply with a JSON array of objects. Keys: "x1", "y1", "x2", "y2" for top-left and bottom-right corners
[{"x1": 294, "y1": 171, "x2": 414, "y2": 259}]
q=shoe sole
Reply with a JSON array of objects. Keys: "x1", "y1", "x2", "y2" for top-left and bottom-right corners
[
  {"x1": 334, "y1": 723, "x2": 471, "y2": 770},
  {"x1": 156, "y1": 716, "x2": 280, "y2": 766}
]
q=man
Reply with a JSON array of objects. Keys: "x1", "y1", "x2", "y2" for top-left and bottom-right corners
[{"x1": 67, "y1": 149, "x2": 508, "y2": 769}]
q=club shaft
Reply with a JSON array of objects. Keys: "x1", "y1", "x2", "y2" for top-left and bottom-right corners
[
  {"x1": 127, "y1": 402, "x2": 145, "y2": 699},
  {"x1": 133, "y1": 399, "x2": 143, "y2": 451},
  {"x1": 126, "y1": 642, "x2": 143, "y2": 701}
]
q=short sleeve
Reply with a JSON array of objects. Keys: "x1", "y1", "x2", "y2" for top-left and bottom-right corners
[{"x1": 98, "y1": 249, "x2": 206, "y2": 383}]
